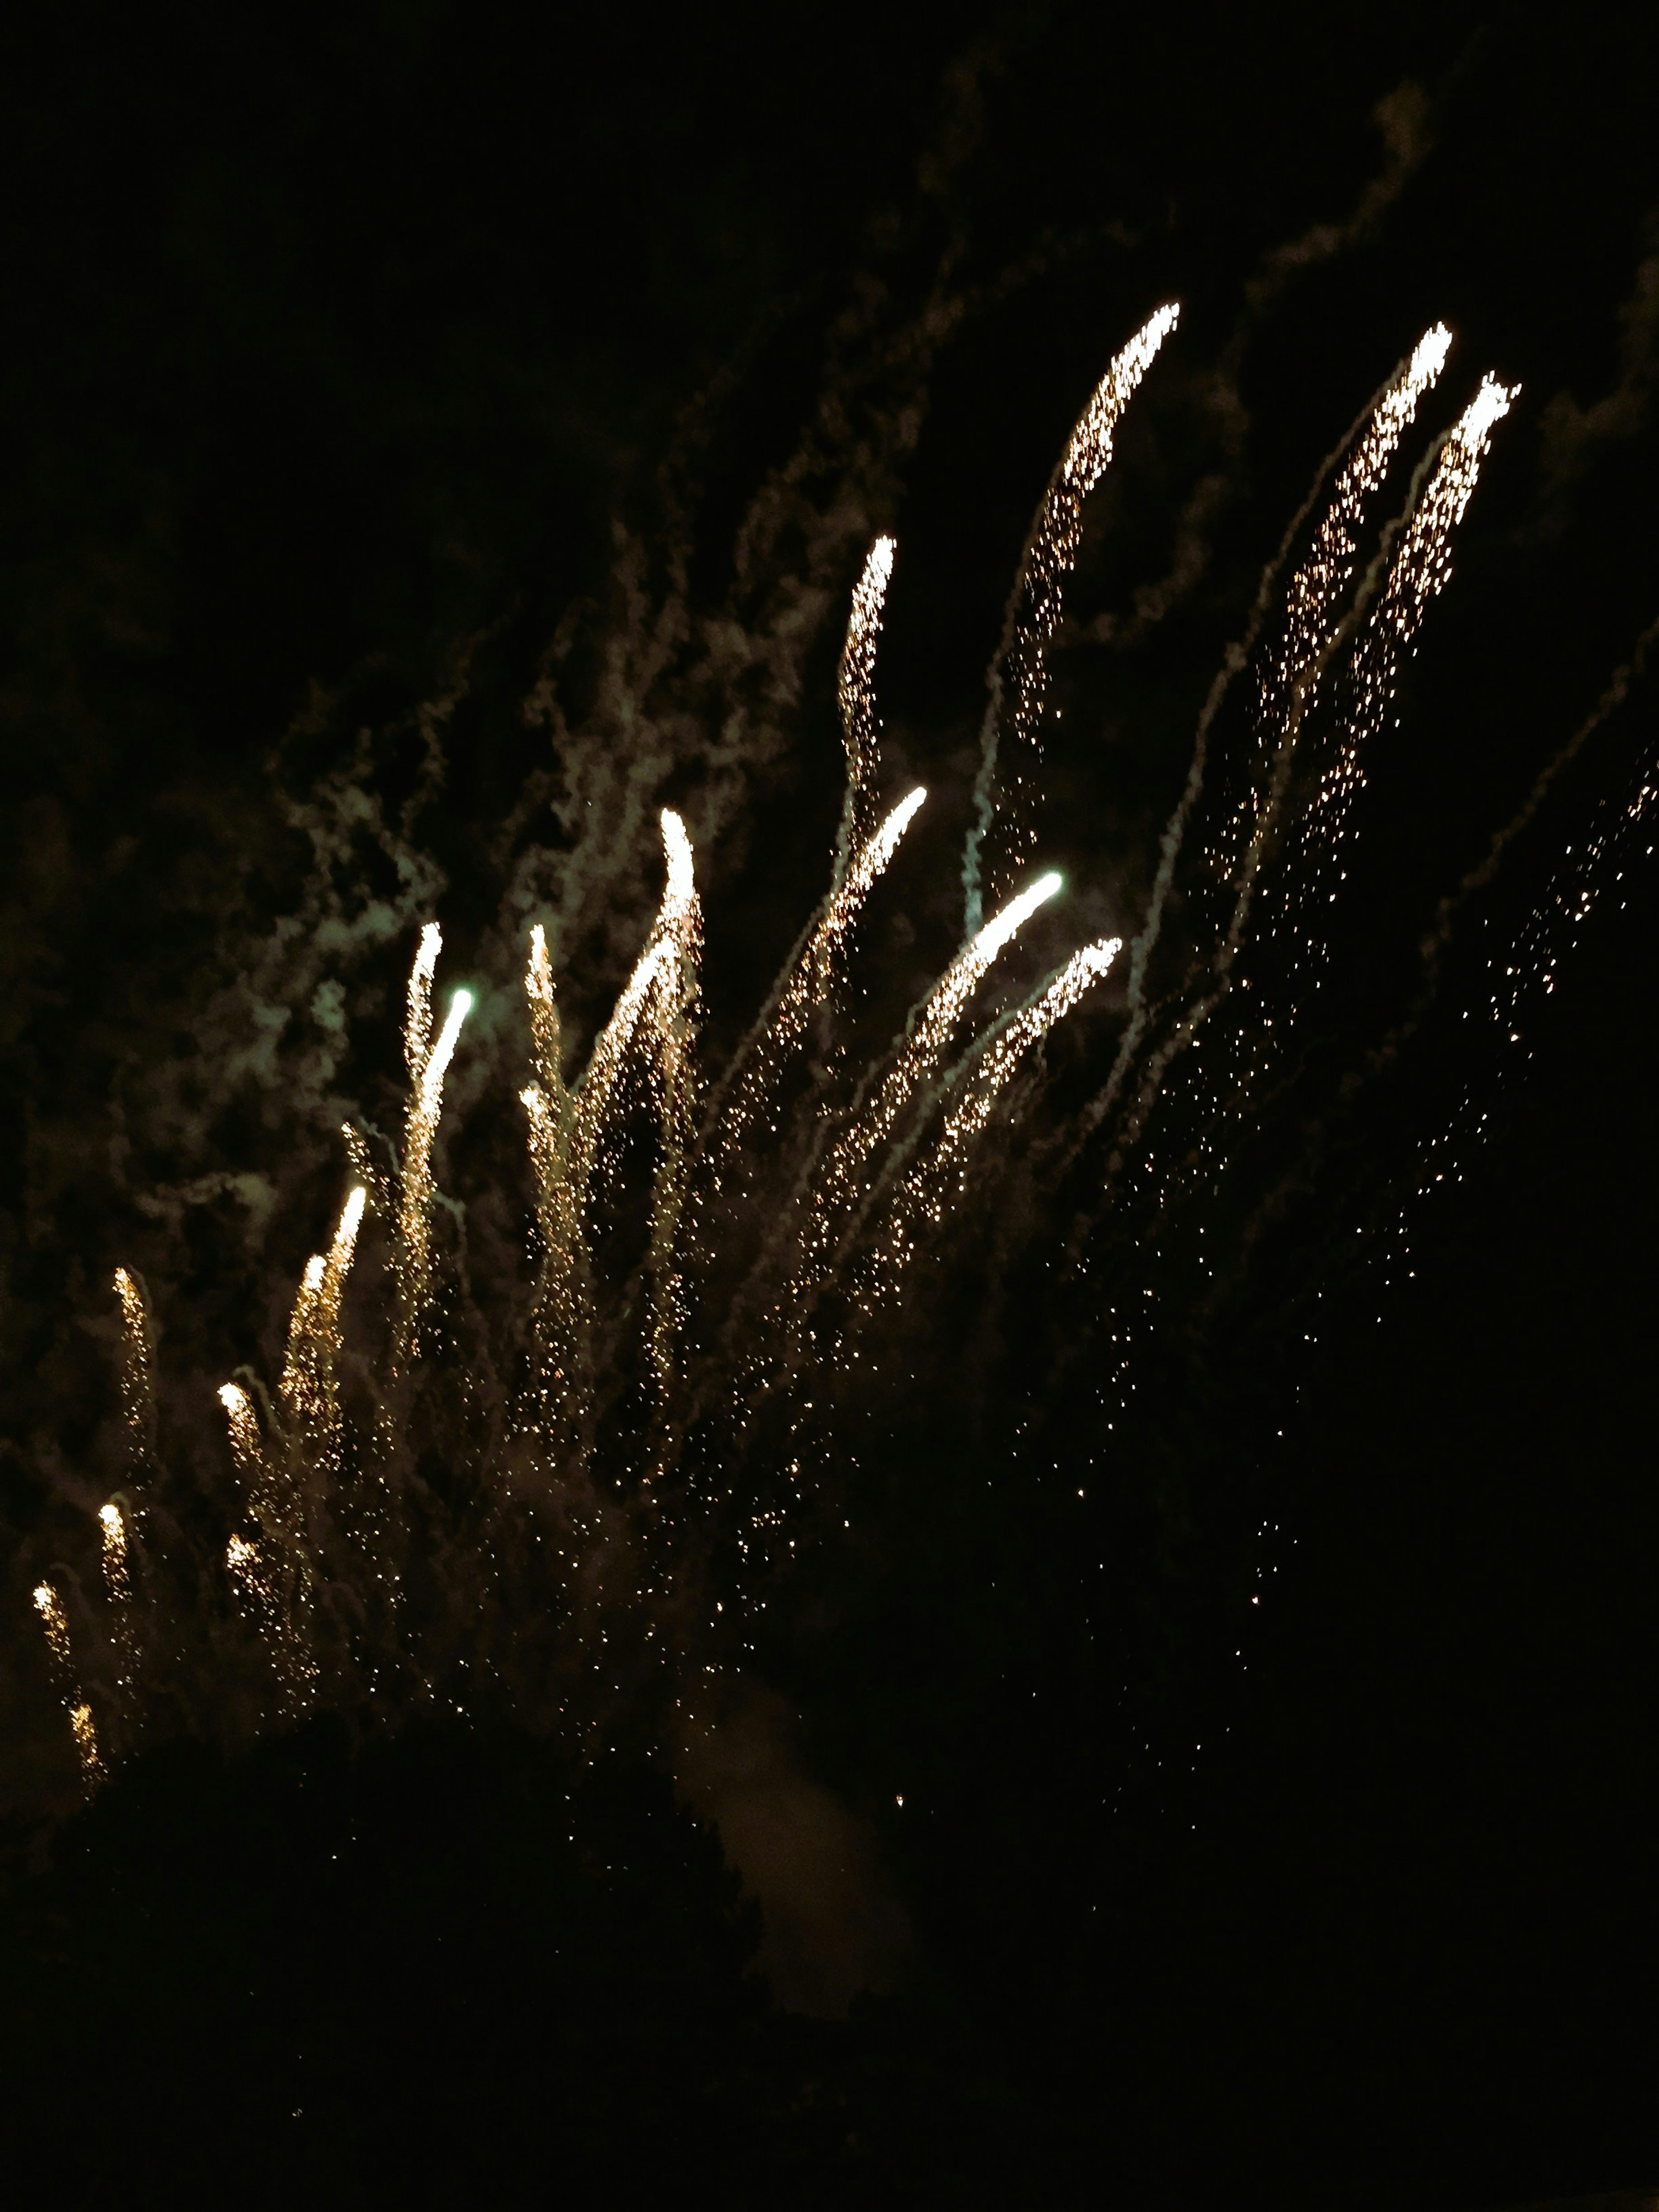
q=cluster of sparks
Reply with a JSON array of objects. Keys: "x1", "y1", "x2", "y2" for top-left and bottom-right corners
[{"x1": 34, "y1": 299, "x2": 1619, "y2": 1796}]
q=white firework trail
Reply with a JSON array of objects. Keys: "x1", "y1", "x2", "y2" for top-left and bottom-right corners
[
  {"x1": 718, "y1": 782, "x2": 928, "y2": 1164},
  {"x1": 396, "y1": 941, "x2": 473, "y2": 1366},
  {"x1": 834, "y1": 533, "x2": 897, "y2": 882},
  {"x1": 32, "y1": 1582, "x2": 104, "y2": 1791},
  {"x1": 219, "y1": 1371, "x2": 317, "y2": 1712},
  {"x1": 874, "y1": 935, "x2": 1123, "y2": 1290},
  {"x1": 965, "y1": 302, "x2": 1180, "y2": 931},
  {"x1": 1098, "y1": 359, "x2": 1521, "y2": 1187}
]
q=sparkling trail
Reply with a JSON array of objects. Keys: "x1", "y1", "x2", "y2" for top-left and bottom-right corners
[
  {"x1": 802, "y1": 870, "x2": 1065, "y2": 1276},
  {"x1": 113, "y1": 1267, "x2": 155, "y2": 1465},
  {"x1": 834, "y1": 534, "x2": 897, "y2": 884},
  {"x1": 99, "y1": 1500, "x2": 138, "y2": 1705},
  {"x1": 718, "y1": 785, "x2": 928, "y2": 1162},
  {"x1": 32, "y1": 1582, "x2": 104, "y2": 1789},
  {"x1": 397, "y1": 930, "x2": 473, "y2": 1361},
  {"x1": 965, "y1": 303, "x2": 1180, "y2": 932},
  {"x1": 877, "y1": 935, "x2": 1122, "y2": 1287}
]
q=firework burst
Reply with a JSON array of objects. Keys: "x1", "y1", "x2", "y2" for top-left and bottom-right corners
[{"x1": 26, "y1": 300, "x2": 1643, "y2": 1804}]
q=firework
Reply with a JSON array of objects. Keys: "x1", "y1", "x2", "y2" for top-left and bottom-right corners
[
  {"x1": 964, "y1": 302, "x2": 1180, "y2": 931},
  {"x1": 25, "y1": 303, "x2": 1581, "y2": 1797}
]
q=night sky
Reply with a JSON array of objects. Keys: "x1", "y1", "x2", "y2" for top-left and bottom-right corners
[{"x1": 2, "y1": 5, "x2": 1658, "y2": 2206}]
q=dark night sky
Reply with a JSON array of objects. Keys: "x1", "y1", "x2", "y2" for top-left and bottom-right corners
[{"x1": 1, "y1": 4, "x2": 1657, "y2": 2206}]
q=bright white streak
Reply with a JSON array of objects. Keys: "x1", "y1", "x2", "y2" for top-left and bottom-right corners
[
  {"x1": 835, "y1": 535, "x2": 897, "y2": 874},
  {"x1": 420, "y1": 990, "x2": 473, "y2": 1113}
]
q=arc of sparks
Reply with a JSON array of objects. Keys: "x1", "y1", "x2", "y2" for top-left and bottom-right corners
[
  {"x1": 32, "y1": 1582, "x2": 104, "y2": 1790},
  {"x1": 806, "y1": 869, "x2": 1065, "y2": 1265}
]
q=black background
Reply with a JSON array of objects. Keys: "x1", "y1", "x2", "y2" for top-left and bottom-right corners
[{"x1": 1, "y1": 3, "x2": 1656, "y2": 2205}]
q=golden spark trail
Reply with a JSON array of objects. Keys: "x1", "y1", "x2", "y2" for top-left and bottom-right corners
[
  {"x1": 719, "y1": 786, "x2": 928, "y2": 1161},
  {"x1": 805, "y1": 871, "x2": 1064, "y2": 1265},
  {"x1": 526, "y1": 924, "x2": 565, "y2": 1097},
  {"x1": 99, "y1": 1500, "x2": 138, "y2": 1704},
  {"x1": 113, "y1": 1267, "x2": 156, "y2": 1467},
  {"x1": 520, "y1": 926, "x2": 592, "y2": 1441},
  {"x1": 1218, "y1": 323, "x2": 1453, "y2": 880},
  {"x1": 405, "y1": 922, "x2": 441, "y2": 1083},
  {"x1": 32, "y1": 1582, "x2": 104, "y2": 1789},
  {"x1": 877, "y1": 935, "x2": 1122, "y2": 1284},
  {"x1": 1102, "y1": 362, "x2": 1518, "y2": 1180},
  {"x1": 71, "y1": 1703, "x2": 102, "y2": 1780},
  {"x1": 219, "y1": 1380, "x2": 265, "y2": 1485},
  {"x1": 1081, "y1": 331, "x2": 1455, "y2": 1161},
  {"x1": 219, "y1": 1376, "x2": 318, "y2": 1710},
  {"x1": 33, "y1": 1581, "x2": 72, "y2": 1677},
  {"x1": 1283, "y1": 372, "x2": 1521, "y2": 922},
  {"x1": 965, "y1": 304, "x2": 1179, "y2": 931},
  {"x1": 396, "y1": 923, "x2": 473, "y2": 1361},
  {"x1": 569, "y1": 811, "x2": 697, "y2": 1220},
  {"x1": 279, "y1": 1185, "x2": 365, "y2": 1466},
  {"x1": 99, "y1": 1501, "x2": 130, "y2": 1608},
  {"x1": 833, "y1": 534, "x2": 896, "y2": 884},
  {"x1": 642, "y1": 814, "x2": 702, "y2": 1407}
]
